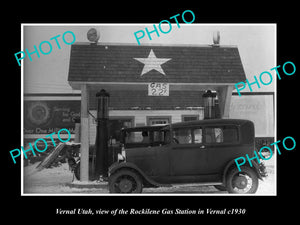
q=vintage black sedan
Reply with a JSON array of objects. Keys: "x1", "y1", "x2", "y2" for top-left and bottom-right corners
[{"x1": 108, "y1": 119, "x2": 267, "y2": 194}]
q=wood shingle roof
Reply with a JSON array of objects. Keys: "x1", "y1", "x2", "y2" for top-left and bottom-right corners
[{"x1": 68, "y1": 43, "x2": 246, "y2": 85}]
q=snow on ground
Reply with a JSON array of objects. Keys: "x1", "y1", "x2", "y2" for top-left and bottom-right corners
[{"x1": 23, "y1": 158, "x2": 275, "y2": 195}]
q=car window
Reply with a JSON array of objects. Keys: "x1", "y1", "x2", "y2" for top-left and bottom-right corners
[
  {"x1": 204, "y1": 126, "x2": 238, "y2": 144},
  {"x1": 164, "y1": 130, "x2": 171, "y2": 144},
  {"x1": 193, "y1": 128, "x2": 203, "y2": 143},
  {"x1": 124, "y1": 130, "x2": 168, "y2": 147},
  {"x1": 173, "y1": 128, "x2": 192, "y2": 144},
  {"x1": 172, "y1": 128, "x2": 203, "y2": 144},
  {"x1": 125, "y1": 131, "x2": 150, "y2": 144},
  {"x1": 153, "y1": 130, "x2": 164, "y2": 142}
]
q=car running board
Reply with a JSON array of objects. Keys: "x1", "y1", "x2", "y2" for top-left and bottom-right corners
[{"x1": 167, "y1": 182, "x2": 223, "y2": 188}]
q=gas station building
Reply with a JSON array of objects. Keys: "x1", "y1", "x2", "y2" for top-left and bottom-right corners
[{"x1": 67, "y1": 42, "x2": 247, "y2": 181}]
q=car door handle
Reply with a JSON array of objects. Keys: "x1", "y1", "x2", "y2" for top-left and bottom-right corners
[{"x1": 200, "y1": 145, "x2": 205, "y2": 149}]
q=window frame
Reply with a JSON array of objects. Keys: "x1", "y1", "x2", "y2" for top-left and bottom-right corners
[
  {"x1": 146, "y1": 116, "x2": 172, "y2": 126},
  {"x1": 181, "y1": 114, "x2": 199, "y2": 122}
]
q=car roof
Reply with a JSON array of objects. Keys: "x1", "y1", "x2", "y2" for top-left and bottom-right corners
[
  {"x1": 170, "y1": 119, "x2": 252, "y2": 128},
  {"x1": 122, "y1": 124, "x2": 167, "y2": 132},
  {"x1": 121, "y1": 119, "x2": 252, "y2": 132}
]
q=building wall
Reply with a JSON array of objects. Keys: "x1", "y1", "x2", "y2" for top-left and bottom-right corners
[
  {"x1": 23, "y1": 93, "x2": 274, "y2": 145},
  {"x1": 230, "y1": 94, "x2": 274, "y2": 137}
]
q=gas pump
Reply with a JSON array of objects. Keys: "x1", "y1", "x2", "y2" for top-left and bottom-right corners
[
  {"x1": 95, "y1": 89, "x2": 110, "y2": 178},
  {"x1": 202, "y1": 90, "x2": 217, "y2": 119}
]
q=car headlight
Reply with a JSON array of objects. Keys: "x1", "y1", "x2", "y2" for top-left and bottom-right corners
[{"x1": 117, "y1": 153, "x2": 125, "y2": 162}]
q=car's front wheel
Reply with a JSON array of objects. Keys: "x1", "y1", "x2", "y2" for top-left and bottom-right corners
[
  {"x1": 226, "y1": 166, "x2": 259, "y2": 194},
  {"x1": 109, "y1": 169, "x2": 143, "y2": 193}
]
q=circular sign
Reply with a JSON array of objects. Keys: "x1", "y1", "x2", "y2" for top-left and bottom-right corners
[
  {"x1": 27, "y1": 102, "x2": 51, "y2": 125},
  {"x1": 87, "y1": 28, "x2": 100, "y2": 43}
]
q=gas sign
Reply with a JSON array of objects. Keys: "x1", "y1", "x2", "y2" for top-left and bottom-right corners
[{"x1": 148, "y1": 83, "x2": 169, "y2": 96}]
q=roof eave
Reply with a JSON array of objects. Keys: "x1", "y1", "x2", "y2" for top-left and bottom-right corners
[
  {"x1": 68, "y1": 81, "x2": 238, "y2": 91},
  {"x1": 71, "y1": 41, "x2": 238, "y2": 49}
]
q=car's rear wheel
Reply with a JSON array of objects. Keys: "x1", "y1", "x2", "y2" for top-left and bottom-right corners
[
  {"x1": 109, "y1": 169, "x2": 143, "y2": 193},
  {"x1": 226, "y1": 166, "x2": 258, "y2": 194}
]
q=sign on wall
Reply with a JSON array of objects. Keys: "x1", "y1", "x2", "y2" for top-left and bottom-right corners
[
  {"x1": 148, "y1": 83, "x2": 169, "y2": 96},
  {"x1": 24, "y1": 100, "x2": 81, "y2": 134}
]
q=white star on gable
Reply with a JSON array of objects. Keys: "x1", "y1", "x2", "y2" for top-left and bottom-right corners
[{"x1": 134, "y1": 49, "x2": 171, "y2": 76}]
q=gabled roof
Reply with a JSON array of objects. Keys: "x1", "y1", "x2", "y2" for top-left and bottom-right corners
[{"x1": 68, "y1": 43, "x2": 246, "y2": 89}]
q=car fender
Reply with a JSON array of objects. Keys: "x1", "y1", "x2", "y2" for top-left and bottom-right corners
[
  {"x1": 109, "y1": 161, "x2": 171, "y2": 188},
  {"x1": 222, "y1": 158, "x2": 263, "y2": 184}
]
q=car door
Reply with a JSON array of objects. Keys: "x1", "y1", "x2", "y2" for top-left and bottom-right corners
[
  {"x1": 202, "y1": 125, "x2": 240, "y2": 174},
  {"x1": 169, "y1": 126, "x2": 208, "y2": 176},
  {"x1": 126, "y1": 128, "x2": 171, "y2": 180}
]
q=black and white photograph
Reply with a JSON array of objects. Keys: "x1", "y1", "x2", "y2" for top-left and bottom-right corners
[
  {"x1": 4, "y1": 6, "x2": 298, "y2": 220},
  {"x1": 21, "y1": 24, "x2": 276, "y2": 195}
]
